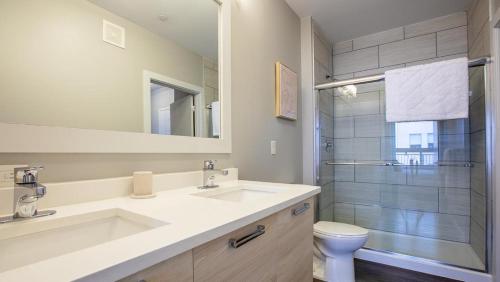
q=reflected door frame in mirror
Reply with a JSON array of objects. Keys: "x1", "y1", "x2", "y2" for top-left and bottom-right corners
[{"x1": 0, "y1": 0, "x2": 231, "y2": 153}]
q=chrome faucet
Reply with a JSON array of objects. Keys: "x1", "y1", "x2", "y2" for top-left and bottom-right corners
[
  {"x1": 0, "y1": 166, "x2": 56, "y2": 223},
  {"x1": 199, "y1": 160, "x2": 228, "y2": 189}
]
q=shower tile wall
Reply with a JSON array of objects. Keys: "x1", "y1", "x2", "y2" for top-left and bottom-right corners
[
  {"x1": 468, "y1": 0, "x2": 489, "y2": 265},
  {"x1": 327, "y1": 12, "x2": 474, "y2": 243},
  {"x1": 314, "y1": 24, "x2": 336, "y2": 222},
  {"x1": 469, "y1": 67, "x2": 487, "y2": 264}
]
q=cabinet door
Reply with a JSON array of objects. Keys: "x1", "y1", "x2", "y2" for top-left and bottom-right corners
[
  {"x1": 193, "y1": 214, "x2": 278, "y2": 282},
  {"x1": 276, "y1": 198, "x2": 314, "y2": 282},
  {"x1": 118, "y1": 251, "x2": 193, "y2": 282}
]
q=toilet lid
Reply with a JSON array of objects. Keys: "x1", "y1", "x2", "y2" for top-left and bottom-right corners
[{"x1": 314, "y1": 221, "x2": 368, "y2": 237}]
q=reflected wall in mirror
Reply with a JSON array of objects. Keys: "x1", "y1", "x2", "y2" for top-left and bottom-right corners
[{"x1": 0, "y1": 0, "x2": 220, "y2": 138}]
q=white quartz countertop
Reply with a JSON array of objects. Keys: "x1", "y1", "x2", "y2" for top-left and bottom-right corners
[{"x1": 0, "y1": 180, "x2": 320, "y2": 282}]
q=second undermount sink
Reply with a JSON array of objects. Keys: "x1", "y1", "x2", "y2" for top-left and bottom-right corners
[
  {"x1": 192, "y1": 185, "x2": 284, "y2": 202},
  {"x1": 0, "y1": 208, "x2": 167, "y2": 272}
]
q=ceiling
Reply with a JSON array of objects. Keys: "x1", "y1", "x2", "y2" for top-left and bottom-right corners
[
  {"x1": 90, "y1": 0, "x2": 218, "y2": 60},
  {"x1": 285, "y1": 0, "x2": 474, "y2": 43}
]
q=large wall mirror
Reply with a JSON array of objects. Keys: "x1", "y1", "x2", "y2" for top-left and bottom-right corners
[{"x1": 0, "y1": 0, "x2": 231, "y2": 153}]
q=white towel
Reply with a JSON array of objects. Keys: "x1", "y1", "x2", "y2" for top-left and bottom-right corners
[
  {"x1": 211, "y1": 101, "x2": 220, "y2": 137},
  {"x1": 385, "y1": 57, "x2": 469, "y2": 122}
]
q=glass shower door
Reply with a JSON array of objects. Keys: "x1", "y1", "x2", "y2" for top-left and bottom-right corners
[{"x1": 316, "y1": 65, "x2": 488, "y2": 270}]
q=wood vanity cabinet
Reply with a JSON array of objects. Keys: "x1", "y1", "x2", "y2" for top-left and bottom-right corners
[
  {"x1": 119, "y1": 198, "x2": 314, "y2": 282},
  {"x1": 118, "y1": 251, "x2": 193, "y2": 282}
]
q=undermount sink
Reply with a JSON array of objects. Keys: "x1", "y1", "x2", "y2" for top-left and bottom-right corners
[
  {"x1": 193, "y1": 185, "x2": 284, "y2": 202},
  {"x1": 0, "y1": 208, "x2": 166, "y2": 272}
]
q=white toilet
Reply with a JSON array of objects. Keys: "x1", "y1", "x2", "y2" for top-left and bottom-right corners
[{"x1": 314, "y1": 221, "x2": 368, "y2": 282}]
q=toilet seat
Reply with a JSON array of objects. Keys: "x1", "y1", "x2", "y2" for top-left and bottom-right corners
[{"x1": 314, "y1": 221, "x2": 368, "y2": 238}]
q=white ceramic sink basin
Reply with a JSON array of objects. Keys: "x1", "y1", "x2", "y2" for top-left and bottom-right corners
[
  {"x1": 193, "y1": 185, "x2": 284, "y2": 202},
  {"x1": 0, "y1": 208, "x2": 166, "y2": 272}
]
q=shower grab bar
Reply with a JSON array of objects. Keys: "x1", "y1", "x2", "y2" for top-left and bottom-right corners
[
  {"x1": 315, "y1": 57, "x2": 490, "y2": 90},
  {"x1": 325, "y1": 162, "x2": 474, "y2": 167}
]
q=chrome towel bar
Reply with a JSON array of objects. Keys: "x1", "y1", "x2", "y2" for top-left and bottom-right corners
[{"x1": 325, "y1": 162, "x2": 474, "y2": 168}]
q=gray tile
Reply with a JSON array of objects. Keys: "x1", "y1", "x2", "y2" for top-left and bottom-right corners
[
  {"x1": 334, "y1": 73, "x2": 354, "y2": 80},
  {"x1": 315, "y1": 34, "x2": 333, "y2": 72},
  {"x1": 381, "y1": 137, "x2": 397, "y2": 161},
  {"x1": 319, "y1": 182, "x2": 335, "y2": 209},
  {"x1": 319, "y1": 204, "x2": 334, "y2": 222},
  {"x1": 471, "y1": 190, "x2": 486, "y2": 229},
  {"x1": 333, "y1": 138, "x2": 353, "y2": 160},
  {"x1": 470, "y1": 96, "x2": 485, "y2": 133},
  {"x1": 438, "y1": 134, "x2": 470, "y2": 162},
  {"x1": 379, "y1": 90, "x2": 386, "y2": 114},
  {"x1": 334, "y1": 46, "x2": 379, "y2": 75},
  {"x1": 471, "y1": 162, "x2": 486, "y2": 196},
  {"x1": 470, "y1": 219, "x2": 486, "y2": 265},
  {"x1": 351, "y1": 91, "x2": 381, "y2": 116},
  {"x1": 437, "y1": 26, "x2": 468, "y2": 57},
  {"x1": 379, "y1": 34, "x2": 436, "y2": 67},
  {"x1": 319, "y1": 89, "x2": 334, "y2": 116},
  {"x1": 334, "y1": 181, "x2": 381, "y2": 205},
  {"x1": 334, "y1": 163, "x2": 355, "y2": 182},
  {"x1": 407, "y1": 166, "x2": 470, "y2": 189},
  {"x1": 438, "y1": 119, "x2": 469, "y2": 135},
  {"x1": 354, "y1": 64, "x2": 404, "y2": 78},
  {"x1": 334, "y1": 117, "x2": 354, "y2": 138},
  {"x1": 356, "y1": 81, "x2": 384, "y2": 94},
  {"x1": 406, "y1": 211, "x2": 469, "y2": 242},
  {"x1": 334, "y1": 91, "x2": 380, "y2": 117},
  {"x1": 381, "y1": 185, "x2": 438, "y2": 212},
  {"x1": 468, "y1": 0, "x2": 489, "y2": 47},
  {"x1": 354, "y1": 138, "x2": 381, "y2": 161},
  {"x1": 320, "y1": 137, "x2": 334, "y2": 161},
  {"x1": 355, "y1": 205, "x2": 407, "y2": 233},
  {"x1": 471, "y1": 131, "x2": 486, "y2": 163},
  {"x1": 355, "y1": 165, "x2": 406, "y2": 185},
  {"x1": 469, "y1": 66, "x2": 486, "y2": 104},
  {"x1": 334, "y1": 203, "x2": 355, "y2": 224},
  {"x1": 469, "y1": 23, "x2": 490, "y2": 60},
  {"x1": 405, "y1": 12, "x2": 467, "y2": 38},
  {"x1": 439, "y1": 188, "x2": 470, "y2": 216},
  {"x1": 320, "y1": 112, "x2": 333, "y2": 138},
  {"x1": 334, "y1": 40, "x2": 353, "y2": 55},
  {"x1": 354, "y1": 114, "x2": 394, "y2": 137},
  {"x1": 319, "y1": 161, "x2": 334, "y2": 185},
  {"x1": 353, "y1": 27, "x2": 404, "y2": 50},
  {"x1": 315, "y1": 61, "x2": 332, "y2": 85},
  {"x1": 405, "y1": 53, "x2": 468, "y2": 67}
]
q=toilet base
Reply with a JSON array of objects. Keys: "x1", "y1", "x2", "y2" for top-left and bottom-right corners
[{"x1": 324, "y1": 253, "x2": 355, "y2": 282}]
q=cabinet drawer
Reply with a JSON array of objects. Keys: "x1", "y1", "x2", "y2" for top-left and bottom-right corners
[
  {"x1": 276, "y1": 198, "x2": 314, "y2": 282},
  {"x1": 118, "y1": 251, "x2": 193, "y2": 282},
  {"x1": 193, "y1": 214, "x2": 278, "y2": 282}
]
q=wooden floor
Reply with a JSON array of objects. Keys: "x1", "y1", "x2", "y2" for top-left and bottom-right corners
[{"x1": 315, "y1": 259, "x2": 461, "y2": 282}]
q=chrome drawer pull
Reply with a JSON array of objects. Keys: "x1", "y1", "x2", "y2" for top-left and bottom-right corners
[
  {"x1": 292, "y1": 203, "x2": 310, "y2": 216},
  {"x1": 229, "y1": 225, "x2": 265, "y2": 248}
]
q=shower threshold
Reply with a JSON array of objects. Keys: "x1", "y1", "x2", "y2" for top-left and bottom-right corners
[{"x1": 313, "y1": 229, "x2": 490, "y2": 282}]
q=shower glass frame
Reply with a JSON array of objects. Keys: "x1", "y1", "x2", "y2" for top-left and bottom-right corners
[{"x1": 313, "y1": 60, "x2": 492, "y2": 273}]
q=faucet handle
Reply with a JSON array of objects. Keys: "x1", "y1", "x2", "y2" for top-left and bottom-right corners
[
  {"x1": 203, "y1": 160, "x2": 216, "y2": 170},
  {"x1": 15, "y1": 166, "x2": 44, "y2": 184}
]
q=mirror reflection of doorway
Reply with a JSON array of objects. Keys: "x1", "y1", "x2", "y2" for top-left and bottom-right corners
[{"x1": 150, "y1": 81, "x2": 195, "y2": 137}]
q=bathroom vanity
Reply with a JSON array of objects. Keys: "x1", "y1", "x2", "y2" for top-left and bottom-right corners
[
  {"x1": 0, "y1": 170, "x2": 319, "y2": 281},
  {"x1": 120, "y1": 197, "x2": 314, "y2": 282}
]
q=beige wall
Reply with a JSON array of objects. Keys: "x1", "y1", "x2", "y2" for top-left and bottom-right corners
[
  {"x1": 231, "y1": 0, "x2": 302, "y2": 183},
  {"x1": 0, "y1": 0, "x2": 303, "y2": 184},
  {"x1": 0, "y1": 0, "x2": 203, "y2": 132}
]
